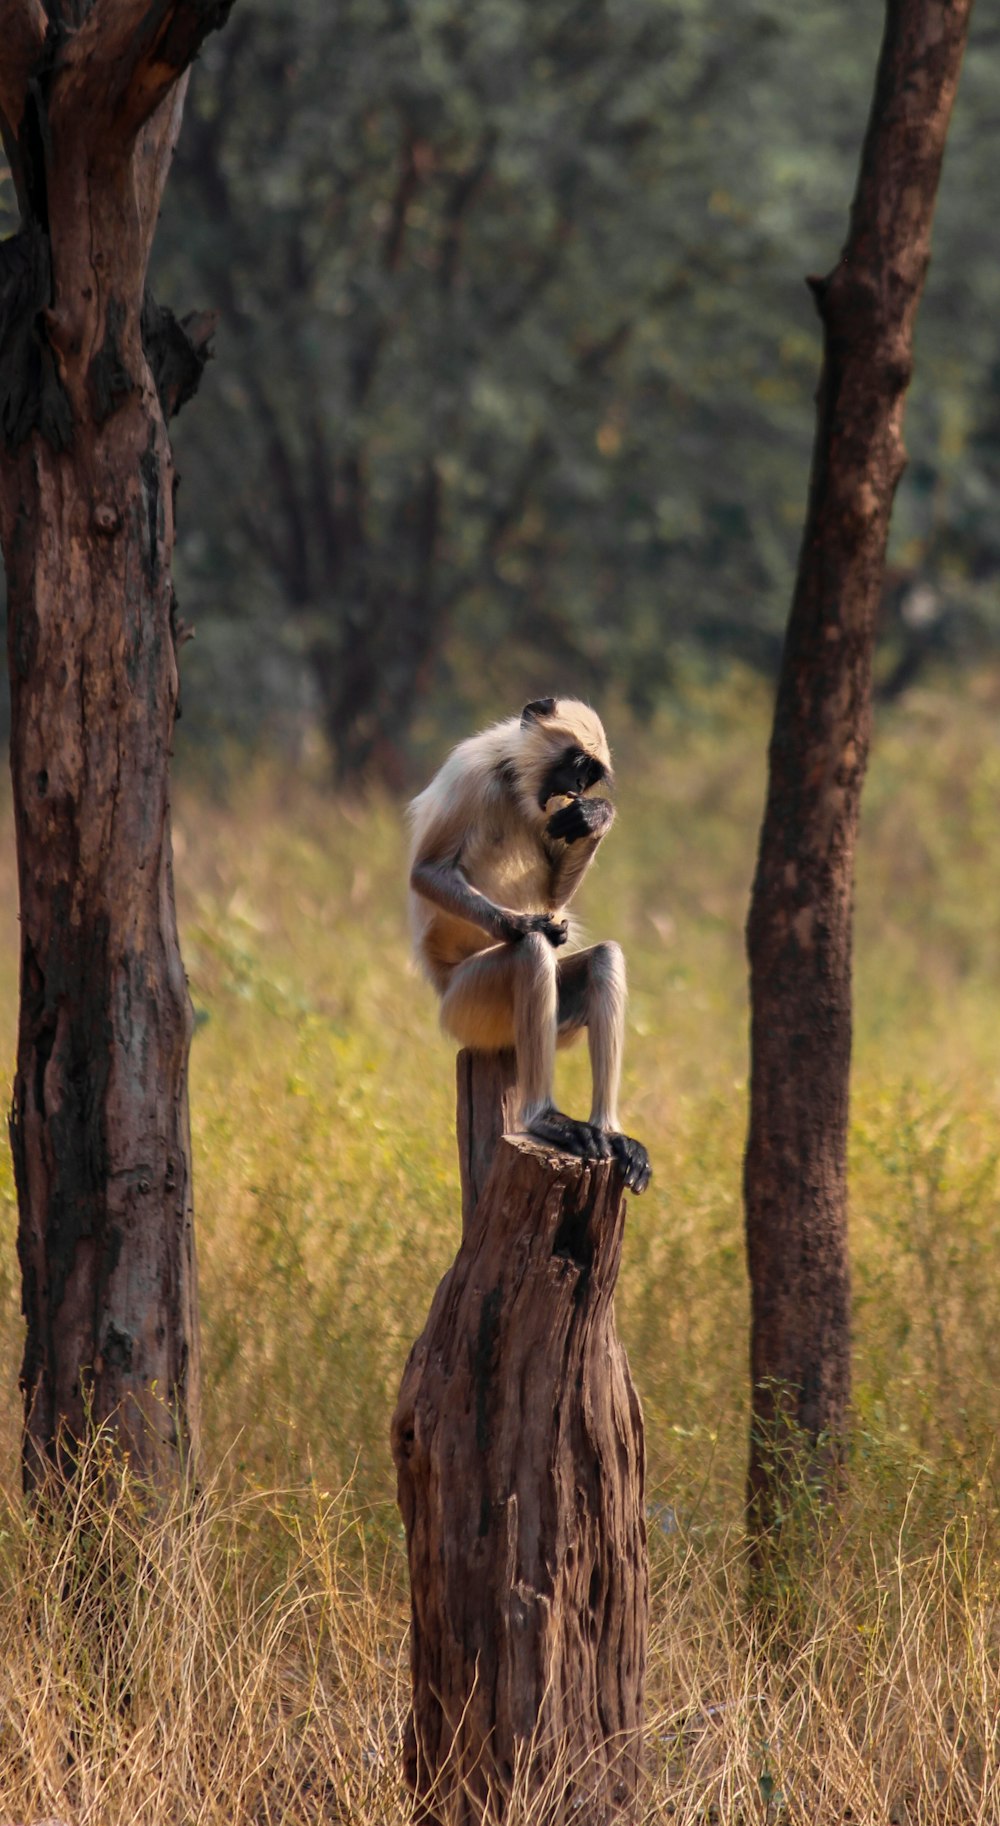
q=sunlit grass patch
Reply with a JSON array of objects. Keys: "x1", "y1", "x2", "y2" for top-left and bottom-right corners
[
  {"x1": 0, "y1": 674, "x2": 1000, "y2": 1814},
  {"x1": 136, "y1": 678, "x2": 1000, "y2": 1536}
]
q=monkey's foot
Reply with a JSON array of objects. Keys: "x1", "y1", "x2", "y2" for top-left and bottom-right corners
[
  {"x1": 607, "y1": 1132, "x2": 652, "y2": 1194},
  {"x1": 524, "y1": 1108, "x2": 612, "y2": 1162}
]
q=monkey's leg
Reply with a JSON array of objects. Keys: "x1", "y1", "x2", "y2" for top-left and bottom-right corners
[
  {"x1": 557, "y1": 945, "x2": 652, "y2": 1194},
  {"x1": 438, "y1": 940, "x2": 609, "y2": 1161},
  {"x1": 512, "y1": 934, "x2": 610, "y2": 1161},
  {"x1": 556, "y1": 942, "x2": 625, "y2": 1128}
]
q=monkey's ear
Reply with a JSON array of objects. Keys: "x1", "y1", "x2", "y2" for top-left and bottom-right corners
[{"x1": 521, "y1": 697, "x2": 556, "y2": 726}]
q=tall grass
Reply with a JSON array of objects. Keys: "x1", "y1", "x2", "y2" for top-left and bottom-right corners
[
  {"x1": 0, "y1": 669, "x2": 999, "y2": 1819},
  {"x1": 0, "y1": 1449, "x2": 997, "y2": 1822}
]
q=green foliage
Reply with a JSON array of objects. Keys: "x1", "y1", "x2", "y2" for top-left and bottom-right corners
[
  {"x1": 1, "y1": 5, "x2": 997, "y2": 768},
  {"x1": 139, "y1": 1, "x2": 1000, "y2": 771}
]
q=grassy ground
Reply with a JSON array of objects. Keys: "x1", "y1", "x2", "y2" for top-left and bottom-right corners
[{"x1": 0, "y1": 670, "x2": 999, "y2": 1821}]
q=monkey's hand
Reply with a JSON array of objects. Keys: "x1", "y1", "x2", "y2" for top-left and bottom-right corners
[
  {"x1": 498, "y1": 911, "x2": 569, "y2": 948},
  {"x1": 607, "y1": 1132, "x2": 652, "y2": 1195},
  {"x1": 546, "y1": 796, "x2": 615, "y2": 845}
]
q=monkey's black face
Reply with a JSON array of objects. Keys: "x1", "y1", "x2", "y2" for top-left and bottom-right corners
[{"x1": 538, "y1": 745, "x2": 607, "y2": 810}]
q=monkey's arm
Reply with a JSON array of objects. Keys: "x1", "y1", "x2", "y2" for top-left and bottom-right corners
[
  {"x1": 545, "y1": 797, "x2": 615, "y2": 905},
  {"x1": 411, "y1": 858, "x2": 568, "y2": 946}
]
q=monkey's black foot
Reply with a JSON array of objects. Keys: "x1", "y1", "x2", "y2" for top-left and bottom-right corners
[
  {"x1": 525, "y1": 1108, "x2": 612, "y2": 1162},
  {"x1": 608, "y1": 1132, "x2": 652, "y2": 1194}
]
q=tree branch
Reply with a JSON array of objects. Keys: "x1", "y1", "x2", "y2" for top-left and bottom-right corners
[
  {"x1": 441, "y1": 430, "x2": 551, "y2": 612},
  {"x1": 0, "y1": 0, "x2": 48, "y2": 209},
  {"x1": 383, "y1": 124, "x2": 420, "y2": 274},
  {"x1": 134, "y1": 70, "x2": 190, "y2": 251},
  {"x1": 0, "y1": 0, "x2": 47, "y2": 135},
  {"x1": 437, "y1": 132, "x2": 496, "y2": 294},
  {"x1": 54, "y1": 0, "x2": 235, "y2": 144},
  {"x1": 343, "y1": 120, "x2": 423, "y2": 414},
  {"x1": 236, "y1": 502, "x2": 288, "y2": 582},
  {"x1": 307, "y1": 411, "x2": 340, "y2": 581},
  {"x1": 141, "y1": 293, "x2": 216, "y2": 419},
  {"x1": 262, "y1": 419, "x2": 311, "y2": 604},
  {"x1": 575, "y1": 319, "x2": 631, "y2": 377},
  {"x1": 407, "y1": 457, "x2": 440, "y2": 612}
]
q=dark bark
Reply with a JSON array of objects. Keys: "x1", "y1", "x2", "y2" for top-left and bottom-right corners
[
  {"x1": 392, "y1": 1051, "x2": 647, "y2": 1824},
  {"x1": 0, "y1": 0, "x2": 233, "y2": 1490},
  {"x1": 295, "y1": 454, "x2": 441, "y2": 786},
  {"x1": 455, "y1": 1047, "x2": 518, "y2": 1234},
  {"x1": 743, "y1": 0, "x2": 974, "y2": 1546},
  {"x1": 308, "y1": 615, "x2": 437, "y2": 789}
]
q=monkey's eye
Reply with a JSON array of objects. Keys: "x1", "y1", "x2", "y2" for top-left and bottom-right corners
[{"x1": 574, "y1": 753, "x2": 601, "y2": 792}]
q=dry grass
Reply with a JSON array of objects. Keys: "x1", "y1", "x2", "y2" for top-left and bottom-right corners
[
  {"x1": 0, "y1": 669, "x2": 999, "y2": 1820},
  {"x1": 0, "y1": 1442, "x2": 409, "y2": 1825},
  {"x1": 0, "y1": 1449, "x2": 997, "y2": 1822}
]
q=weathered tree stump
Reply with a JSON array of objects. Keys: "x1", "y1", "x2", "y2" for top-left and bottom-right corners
[
  {"x1": 392, "y1": 1050, "x2": 647, "y2": 1825},
  {"x1": 455, "y1": 1047, "x2": 519, "y2": 1234}
]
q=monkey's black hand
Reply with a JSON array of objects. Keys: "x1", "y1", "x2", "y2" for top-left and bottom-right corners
[
  {"x1": 525, "y1": 1108, "x2": 612, "y2": 1162},
  {"x1": 607, "y1": 1132, "x2": 652, "y2": 1195},
  {"x1": 546, "y1": 796, "x2": 614, "y2": 845},
  {"x1": 499, "y1": 912, "x2": 569, "y2": 947},
  {"x1": 533, "y1": 914, "x2": 569, "y2": 947}
]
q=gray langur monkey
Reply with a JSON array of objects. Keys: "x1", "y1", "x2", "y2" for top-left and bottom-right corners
[{"x1": 408, "y1": 697, "x2": 652, "y2": 1193}]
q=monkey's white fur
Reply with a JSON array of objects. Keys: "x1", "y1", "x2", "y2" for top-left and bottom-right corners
[{"x1": 408, "y1": 700, "x2": 627, "y2": 1136}]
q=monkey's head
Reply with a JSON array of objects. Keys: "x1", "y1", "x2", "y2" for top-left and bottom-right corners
[{"x1": 516, "y1": 697, "x2": 613, "y2": 821}]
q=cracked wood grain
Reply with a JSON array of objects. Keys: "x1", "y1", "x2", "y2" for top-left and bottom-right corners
[
  {"x1": 393, "y1": 1051, "x2": 647, "y2": 1824},
  {"x1": 0, "y1": 0, "x2": 231, "y2": 1491}
]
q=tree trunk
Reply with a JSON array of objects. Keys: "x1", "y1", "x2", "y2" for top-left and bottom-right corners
[
  {"x1": 307, "y1": 596, "x2": 438, "y2": 792},
  {"x1": 455, "y1": 1046, "x2": 518, "y2": 1233},
  {"x1": 0, "y1": 0, "x2": 233, "y2": 1490},
  {"x1": 743, "y1": 0, "x2": 973, "y2": 1547},
  {"x1": 392, "y1": 1051, "x2": 647, "y2": 1824}
]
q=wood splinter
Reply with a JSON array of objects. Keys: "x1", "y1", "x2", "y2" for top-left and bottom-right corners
[{"x1": 392, "y1": 1047, "x2": 648, "y2": 1825}]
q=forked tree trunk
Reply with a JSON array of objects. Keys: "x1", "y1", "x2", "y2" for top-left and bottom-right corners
[
  {"x1": 744, "y1": 0, "x2": 973, "y2": 1546},
  {"x1": 392, "y1": 1050, "x2": 647, "y2": 1825},
  {"x1": 0, "y1": 0, "x2": 232, "y2": 1489}
]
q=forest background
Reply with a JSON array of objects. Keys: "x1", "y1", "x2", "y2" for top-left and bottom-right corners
[
  {"x1": 0, "y1": 2, "x2": 999, "y2": 1821},
  {"x1": 3, "y1": 0, "x2": 1000, "y2": 773}
]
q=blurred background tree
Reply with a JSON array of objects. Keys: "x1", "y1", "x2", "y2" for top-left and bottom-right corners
[{"x1": 2, "y1": 0, "x2": 997, "y2": 783}]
